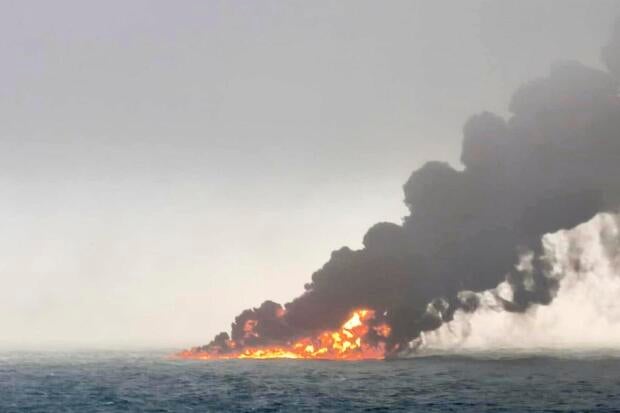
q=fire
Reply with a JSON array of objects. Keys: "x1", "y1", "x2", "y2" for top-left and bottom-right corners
[{"x1": 178, "y1": 309, "x2": 391, "y2": 361}]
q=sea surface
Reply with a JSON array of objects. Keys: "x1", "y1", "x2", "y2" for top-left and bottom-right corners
[{"x1": 1, "y1": 349, "x2": 620, "y2": 412}]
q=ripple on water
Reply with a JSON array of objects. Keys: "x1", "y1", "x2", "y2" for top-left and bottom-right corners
[{"x1": 1, "y1": 351, "x2": 620, "y2": 412}]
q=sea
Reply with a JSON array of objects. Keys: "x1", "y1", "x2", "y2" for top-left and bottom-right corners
[{"x1": 1, "y1": 349, "x2": 620, "y2": 412}]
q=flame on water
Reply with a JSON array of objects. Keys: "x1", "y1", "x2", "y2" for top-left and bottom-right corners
[{"x1": 178, "y1": 309, "x2": 391, "y2": 360}]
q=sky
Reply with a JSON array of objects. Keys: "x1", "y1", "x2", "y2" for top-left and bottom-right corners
[{"x1": 1, "y1": 0, "x2": 618, "y2": 349}]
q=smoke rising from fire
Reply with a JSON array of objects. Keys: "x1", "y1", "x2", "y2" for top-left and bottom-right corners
[
  {"x1": 193, "y1": 21, "x2": 620, "y2": 357},
  {"x1": 415, "y1": 212, "x2": 620, "y2": 353}
]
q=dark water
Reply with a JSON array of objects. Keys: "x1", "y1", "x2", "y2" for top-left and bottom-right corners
[{"x1": 1, "y1": 350, "x2": 620, "y2": 412}]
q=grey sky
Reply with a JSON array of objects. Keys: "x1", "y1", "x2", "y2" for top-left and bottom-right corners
[{"x1": 1, "y1": 0, "x2": 618, "y2": 348}]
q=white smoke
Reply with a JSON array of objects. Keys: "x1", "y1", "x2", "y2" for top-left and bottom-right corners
[{"x1": 412, "y1": 212, "x2": 620, "y2": 353}]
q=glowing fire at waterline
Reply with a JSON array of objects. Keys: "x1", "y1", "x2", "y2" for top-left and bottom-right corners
[{"x1": 178, "y1": 309, "x2": 391, "y2": 360}]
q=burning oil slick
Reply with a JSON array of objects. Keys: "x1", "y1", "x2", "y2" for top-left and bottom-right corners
[
  {"x1": 179, "y1": 309, "x2": 390, "y2": 360},
  {"x1": 182, "y1": 21, "x2": 620, "y2": 360}
]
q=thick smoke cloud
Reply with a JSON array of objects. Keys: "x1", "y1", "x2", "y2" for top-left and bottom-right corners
[
  {"x1": 415, "y1": 213, "x2": 620, "y2": 353},
  {"x1": 198, "y1": 22, "x2": 620, "y2": 356}
]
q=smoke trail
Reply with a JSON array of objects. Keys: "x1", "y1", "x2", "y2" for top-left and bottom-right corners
[
  {"x1": 192, "y1": 21, "x2": 620, "y2": 356},
  {"x1": 414, "y1": 213, "x2": 620, "y2": 353}
]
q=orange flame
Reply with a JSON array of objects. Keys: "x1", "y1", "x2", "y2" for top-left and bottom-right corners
[{"x1": 178, "y1": 309, "x2": 390, "y2": 361}]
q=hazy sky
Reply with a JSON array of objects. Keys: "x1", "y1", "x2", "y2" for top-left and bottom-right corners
[{"x1": 1, "y1": 0, "x2": 618, "y2": 348}]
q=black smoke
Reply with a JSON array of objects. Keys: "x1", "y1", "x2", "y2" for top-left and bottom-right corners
[{"x1": 195, "y1": 22, "x2": 620, "y2": 356}]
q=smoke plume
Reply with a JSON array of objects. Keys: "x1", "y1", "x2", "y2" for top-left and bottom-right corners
[
  {"x1": 415, "y1": 212, "x2": 620, "y2": 353},
  {"x1": 195, "y1": 21, "x2": 620, "y2": 357}
]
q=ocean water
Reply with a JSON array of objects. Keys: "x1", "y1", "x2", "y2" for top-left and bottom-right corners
[{"x1": 1, "y1": 350, "x2": 620, "y2": 412}]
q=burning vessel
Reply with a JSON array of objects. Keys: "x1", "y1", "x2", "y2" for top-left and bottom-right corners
[{"x1": 181, "y1": 21, "x2": 620, "y2": 361}]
